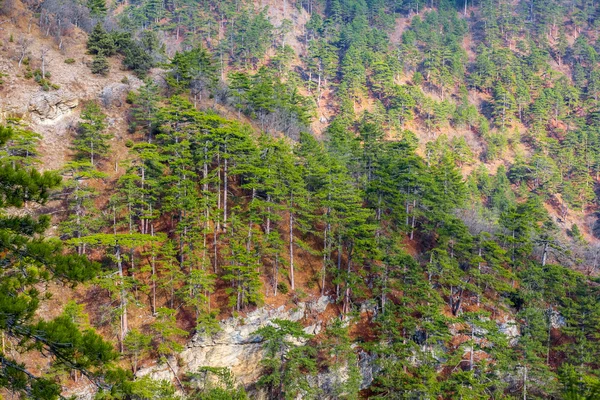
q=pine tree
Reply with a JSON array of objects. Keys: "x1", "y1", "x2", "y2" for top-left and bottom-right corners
[
  {"x1": 59, "y1": 161, "x2": 107, "y2": 255},
  {"x1": 229, "y1": 71, "x2": 251, "y2": 118},
  {"x1": 0, "y1": 125, "x2": 116, "y2": 398},
  {"x1": 87, "y1": 23, "x2": 115, "y2": 56},
  {"x1": 87, "y1": 0, "x2": 106, "y2": 16},
  {"x1": 151, "y1": 307, "x2": 188, "y2": 360},
  {"x1": 75, "y1": 233, "x2": 162, "y2": 352},
  {"x1": 222, "y1": 212, "x2": 263, "y2": 311},
  {"x1": 123, "y1": 329, "x2": 152, "y2": 373},
  {"x1": 129, "y1": 79, "x2": 161, "y2": 141},
  {"x1": 320, "y1": 320, "x2": 361, "y2": 399},
  {"x1": 91, "y1": 54, "x2": 110, "y2": 75},
  {"x1": 73, "y1": 101, "x2": 111, "y2": 166},
  {"x1": 168, "y1": 47, "x2": 218, "y2": 102},
  {"x1": 0, "y1": 124, "x2": 41, "y2": 168},
  {"x1": 255, "y1": 319, "x2": 316, "y2": 400}
]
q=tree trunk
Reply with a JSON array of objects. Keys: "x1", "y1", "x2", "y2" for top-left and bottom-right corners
[
  {"x1": 116, "y1": 244, "x2": 127, "y2": 353},
  {"x1": 523, "y1": 365, "x2": 527, "y2": 400},
  {"x1": 343, "y1": 244, "x2": 354, "y2": 315},
  {"x1": 469, "y1": 323, "x2": 474, "y2": 371},
  {"x1": 336, "y1": 234, "x2": 342, "y2": 299},
  {"x1": 151, "y1": 221, "x2": 156, "y2": 315},
  {"x1": 542, "y1": 241, "x2": 549, "y2": 266},
  {"x1": 289, "y1": 192, "x2": 295, "y2": 291},
  {"x1": 273, "y1": 254, "x2": 279, "y2": 296},
  {"x1": 216, "y1": 151, "x2": 221, "y2": 232},
  {"x1": 223, "y1": 148, "x2": 228, "y2": 231}
]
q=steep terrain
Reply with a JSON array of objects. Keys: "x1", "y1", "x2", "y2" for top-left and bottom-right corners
[{"x1": 2, "y1": 0, "x2": 600, "y2": 399}]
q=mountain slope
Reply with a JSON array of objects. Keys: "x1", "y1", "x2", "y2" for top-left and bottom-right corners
[{"x1": 2, "y1": 0, "x2": 600, "y2": 399}]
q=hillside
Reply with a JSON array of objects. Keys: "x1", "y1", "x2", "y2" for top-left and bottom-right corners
[{"x1": 2, "y1": 0, "x2": 600, "y2": 399}]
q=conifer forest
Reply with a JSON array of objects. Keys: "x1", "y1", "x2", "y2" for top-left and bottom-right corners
[{"x1": 3, "y1": 0, "x2": 600, "y2": 398}]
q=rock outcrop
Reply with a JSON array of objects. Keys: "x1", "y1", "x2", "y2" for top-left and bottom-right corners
[
  {"x1": 138, "y1": 299, "x2": 329, "y2": 384},
  {"x1": 135, "y1": 296, "x2": 380, "y2": 398},
  {"x1": 99, "y1": 83, "x2": 130, "y2": 108},
  {"x1": 498, "y1": 318, "x2": 520, "y2": 345},
  {"x1": 28, "y1": 90, "x2": 78, "y2": 122},
  {"x1": 180, "y1": 302, "x2": 309, "y2": 386},
  {"x1": 65, "y1": 297, "x2": 385, "y2": 399}
]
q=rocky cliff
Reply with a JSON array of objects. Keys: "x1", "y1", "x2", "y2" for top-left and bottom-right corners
[{"x1": 133, "y1": 296, "x2": 378, "y2": 399}]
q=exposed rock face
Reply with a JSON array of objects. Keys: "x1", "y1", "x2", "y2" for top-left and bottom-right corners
[
  {"x1": 549, "y1": 309, "x2": 566, "y2": 329},
  {"x1": 67, "y1": 387, "x2": 95, "y2": 400},
  {"x1": 69, "y1": 296, "x2": 384, "y2": 399},
  {"x1": 308, "y1": 349, "x2": 378, "y2": 399},
  {"x1": 28, "y1": 90, "x2": 78, "y2": 122},
  {"x1": 357, "y1": 350, "x2": 379, "y2": 389},
  {"x1": 134, "y1": 296, "x2": 382, "y2": 398},
  {"x1": 181, "y1": 303, "x2": 308, "y2": 386},
  {"x1": 498, "y1": 319, "x2": 520, "y2": 345},
  {"x1": 99, "y1": 83, "x2": 130, "y2": 108},
  {"x1": 136, "y1": 298, "x2": 332, "y2": 389}
]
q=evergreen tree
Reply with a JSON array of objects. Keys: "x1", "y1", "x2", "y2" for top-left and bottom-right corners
[
  {"x1": 91, "y1": 54, "x2": 110, "y2": 75},
  {"x1": 255, "y1": 319, "x2": 316, "y2": 400},
  {"x1": 0, "y1": 125, "x2": 116, "y2": 398},
  {"x1": 87, "y1": 23, "x2": 116, "y2": 56},
  {"x1": 129, "y1": 79, "x2": 161, "y2": 142},
  {"x1": 73, "y1": 101, "x2": 111, "y2": 166},
  {"x1": 87, "y1": 0, "x2": 106, "y2": 16}
]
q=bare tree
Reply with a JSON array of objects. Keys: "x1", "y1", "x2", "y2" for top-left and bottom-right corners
[
  {"x1": 40, "y1": 46, "x2": 52, "y2": 79},
  {"x1": 37, "y1": 0, "x2": 93, "y2": 48},
  {"x1": 580, "y1": 244, "x2": 600, "y2": 276},
  {"x1": 0, "y1": 0, "x2": 16, "y2": 17},
  {"x1": 17, "y1": 37, "x2": 32, "y2": 68}
]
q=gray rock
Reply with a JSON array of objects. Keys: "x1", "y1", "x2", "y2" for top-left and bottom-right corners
[
  {"x1": 304, "y1": 321, "x2": 322, "y2": 335},
  {"x1": 498, "y1": 319, "x2": 520, "y2": 346},
  {"x1": 549, "y1": 309, "x2": 566, "y2": 329},
  {"x1": 309, "y1": 350, "x2": 378, "y2": 399},
  {"x1": 65, "y1": 386, "x2": 95, "y2": 400},
  {"x1": 99, "y1": 83, "x2": 130, "y2": 108},
  {"x1": 308, "y1": 296, "x2": 332, "y2": 314},
  {"x1": 136, "y1": 356, "x2": 179, "y2": 382},
  {"x1": 360, "y1": 300, "x2": 378, "y2": 316},
  {"x1": 358, "y1": 350, "x2": 379, "y2": 389},
  {"x1": 136, "y1": 300, "x2": 378, "y2": 398},
  {"x1": 169, "y1": 303, "x2": 310, "y2": 387}
]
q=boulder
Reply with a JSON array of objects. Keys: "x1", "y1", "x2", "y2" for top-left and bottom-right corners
[
  {"x1": 308, "y1": 295, "x2": 331, "y2": 314},
  {"x1": 99, "y1": 83, "x2": 130, "y2": 108}
]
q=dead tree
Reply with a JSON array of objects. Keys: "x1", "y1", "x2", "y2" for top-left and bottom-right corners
[
  {"x1": 40, "y1": 46, "x2": 52, "y2": 79},
  {"x1": 17, "y1": 37, "x2": 32, "y2": 68}
]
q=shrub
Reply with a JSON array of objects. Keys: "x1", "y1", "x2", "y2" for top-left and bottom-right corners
[
  {"x1": 64, "y1": 58, "x2": 75, "y2": 64},
  {"x1": 277, "y1": 282, "x2": 289, "y2": 295},
  {"x1": 91, "y1": 54, "x2": 109, "y2": 75}
]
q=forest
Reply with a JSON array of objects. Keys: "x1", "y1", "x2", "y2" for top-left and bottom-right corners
[{"x1": 2, "y1": 0, "x2": 600, "y2": 398}]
